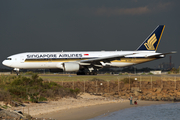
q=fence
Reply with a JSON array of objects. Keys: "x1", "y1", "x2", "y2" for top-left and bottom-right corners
[{"x1": 56, "y1": 75, "x2": 180, "y2": 93}]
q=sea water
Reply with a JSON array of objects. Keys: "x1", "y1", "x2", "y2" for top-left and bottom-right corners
[{"x1": 89, "y1": 103, "x2": 180, "y2": 120}]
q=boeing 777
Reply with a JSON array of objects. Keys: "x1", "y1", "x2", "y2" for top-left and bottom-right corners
[{"x1": 2, "y1": 25, "x2": 176, "y2": 75}]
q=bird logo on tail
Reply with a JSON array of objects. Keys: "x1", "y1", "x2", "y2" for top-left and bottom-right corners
[{"x1": 144, "y1": 34, "x2": 157, "y2": 50}]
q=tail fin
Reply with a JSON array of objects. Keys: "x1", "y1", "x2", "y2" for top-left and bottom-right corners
[{"x1": 136, "y1": 25, "x2": 165, "y2": 51}]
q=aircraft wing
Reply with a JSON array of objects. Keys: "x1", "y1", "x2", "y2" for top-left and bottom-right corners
[
  {"x1": 79, "y1": 53, "x2": 136, "y2": 65},
  {"x1": 147, "y1": 51, "x2": 177, "y2": 58}
]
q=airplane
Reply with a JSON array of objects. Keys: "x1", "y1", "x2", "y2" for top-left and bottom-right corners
[{"x1": 2, "y1": 25, "x2": 176, "y2": 75}]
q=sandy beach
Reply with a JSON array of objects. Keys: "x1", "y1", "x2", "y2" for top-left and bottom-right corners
[
  {"x1": 35, "y1": 100, "x2": 170, "y2": 120},
  {"x1": 19, "y1": 93, "x2": 170, "y2": 120}
]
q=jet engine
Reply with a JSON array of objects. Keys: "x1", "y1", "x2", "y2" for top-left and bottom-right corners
[{"x1": 62, "y1": 62, "x2": 80, "y2": 72}]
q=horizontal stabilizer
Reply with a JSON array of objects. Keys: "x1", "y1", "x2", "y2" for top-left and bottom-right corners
[{"x1": 147, "y1": 51, "x2": 177, "y2": 58}]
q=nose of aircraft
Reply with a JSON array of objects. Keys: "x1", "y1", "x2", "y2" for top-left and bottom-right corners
[
  {"x1": 2, "y1": 60, "x2": 11, "y2": 67},
  {"x1": 2, "y1": 60, "x2": 7, "y2": 66}
]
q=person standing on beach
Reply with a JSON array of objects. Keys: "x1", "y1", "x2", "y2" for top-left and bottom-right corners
[{"x1": 129, "y1": 95, "x2": 133, "y2": 105}]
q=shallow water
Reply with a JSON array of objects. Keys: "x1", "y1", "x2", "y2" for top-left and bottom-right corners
[{"x1": 89, "y1": 103, "x2": 180, "y2": 120}]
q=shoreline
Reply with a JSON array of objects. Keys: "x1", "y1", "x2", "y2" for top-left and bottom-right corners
[
  {"x1": 33, "y1": 99, "x2": 171, "y2": 120},
  {"x1": 13, "y1": 93, "x2": 128, "y2": 117}
]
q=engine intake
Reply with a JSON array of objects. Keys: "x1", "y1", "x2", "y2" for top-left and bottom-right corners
[{"x1": 62, "y1": 62, "x2": 80, "y2": 72}]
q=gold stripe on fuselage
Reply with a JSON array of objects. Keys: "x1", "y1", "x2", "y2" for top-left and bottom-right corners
[
  {"x1": 25, "y1": 58, "x2": 158, "y2": 64},
  {"x1": 112, "y1": 58, "x2": 157, "y2": 64}
]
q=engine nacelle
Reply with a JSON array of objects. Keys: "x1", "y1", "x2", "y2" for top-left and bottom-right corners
[{"x1": 62, "y1": 62, "x2": 80, "y2": 72}]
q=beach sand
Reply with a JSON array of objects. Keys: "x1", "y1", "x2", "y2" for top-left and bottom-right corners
[
  {"x1": 15, "y1": 93, "x2": 127, "y2": 116},
  {"x1": 30, "y1": 93, "x2": 170, "y2": 120}
]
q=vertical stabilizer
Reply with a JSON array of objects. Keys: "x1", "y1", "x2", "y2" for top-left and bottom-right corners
[{"x1": 136, "y1": 25, "x2": 165, "y2": 51}]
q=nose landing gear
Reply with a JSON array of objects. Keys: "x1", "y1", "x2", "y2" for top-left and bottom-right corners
[{"x1": 14, "y1": 68, "x2": 20, "y2": 75}]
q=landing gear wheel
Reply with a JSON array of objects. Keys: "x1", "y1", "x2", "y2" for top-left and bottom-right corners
[
  {"x1": 77, "y1": 72, "x2": 85, "y2": 75},
  {"x1": 15, "y1": 71, "x2": 20, "y2": 75},
  {"x1": 86, "y1": 72, "x2": 90, "y2": 75},
  {"x1": 93, "y1": 72, "x2": 97, "y2": 75},
  {"x1": 77, "y1": 70, "x2": 97, "y2": 75}
]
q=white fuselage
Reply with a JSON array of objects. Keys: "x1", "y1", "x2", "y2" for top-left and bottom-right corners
[{"x1": 2, "y1": 51, "x2": 163, "y2": 70}]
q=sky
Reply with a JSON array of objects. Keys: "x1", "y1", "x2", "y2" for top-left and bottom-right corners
[{"x1": 0, "y1": 0, "x2": 179, "y2": 69}]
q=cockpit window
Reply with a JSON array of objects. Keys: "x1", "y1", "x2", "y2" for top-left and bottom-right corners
[{"x1": 6, "y1": 58, "x2": 12, "y2": 60}]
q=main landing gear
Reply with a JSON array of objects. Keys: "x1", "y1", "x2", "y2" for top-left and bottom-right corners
[
  {"x1": 77, "y1": 68, "x2": 97, "y2": 75},
  {"x1": 77, "y1": 71, "x2": 97, "y2": 75}
]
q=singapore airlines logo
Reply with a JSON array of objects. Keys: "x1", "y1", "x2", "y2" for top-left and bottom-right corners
[{"x1": 144, "y1": 34, "x2": 157, "y2": 50}]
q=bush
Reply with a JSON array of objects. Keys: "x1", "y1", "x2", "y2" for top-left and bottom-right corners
[
  {"x1": 25, "y1": 71, "x2": 34, "y2": 75},
  {"x1": 121, "y1": 78, "x2": 135, "y2": 84},
  {"x1": 0, "y1": 74, "x2": 80, "y2": 104},
  {"x1": 0, "y1": 75, "x2": 15, "y2": 84},
  {"x1": 148, "y1": 72, "x2": 153, "y2": 75},
  {"x1": 74, "y1": 88, "x2": 80, "y2": 95},
  {"x1": 0, "y1": 89, "x2": 11, "y2": 101},
  {"x1": 141, "y1": 73, "x2": 146, "y2": 75},
  {"x1": 38, "y1": 97, "x2": 47, "y2": 102}
]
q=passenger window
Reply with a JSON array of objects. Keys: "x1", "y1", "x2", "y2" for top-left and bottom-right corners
[{"x1": 6, "y1": 58, "x2": 12, "y2": 60}]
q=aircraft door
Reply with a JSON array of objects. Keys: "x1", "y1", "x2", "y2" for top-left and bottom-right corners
[{"x1": 20, "y1": 56, "x2": 25, "y2": 63}]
